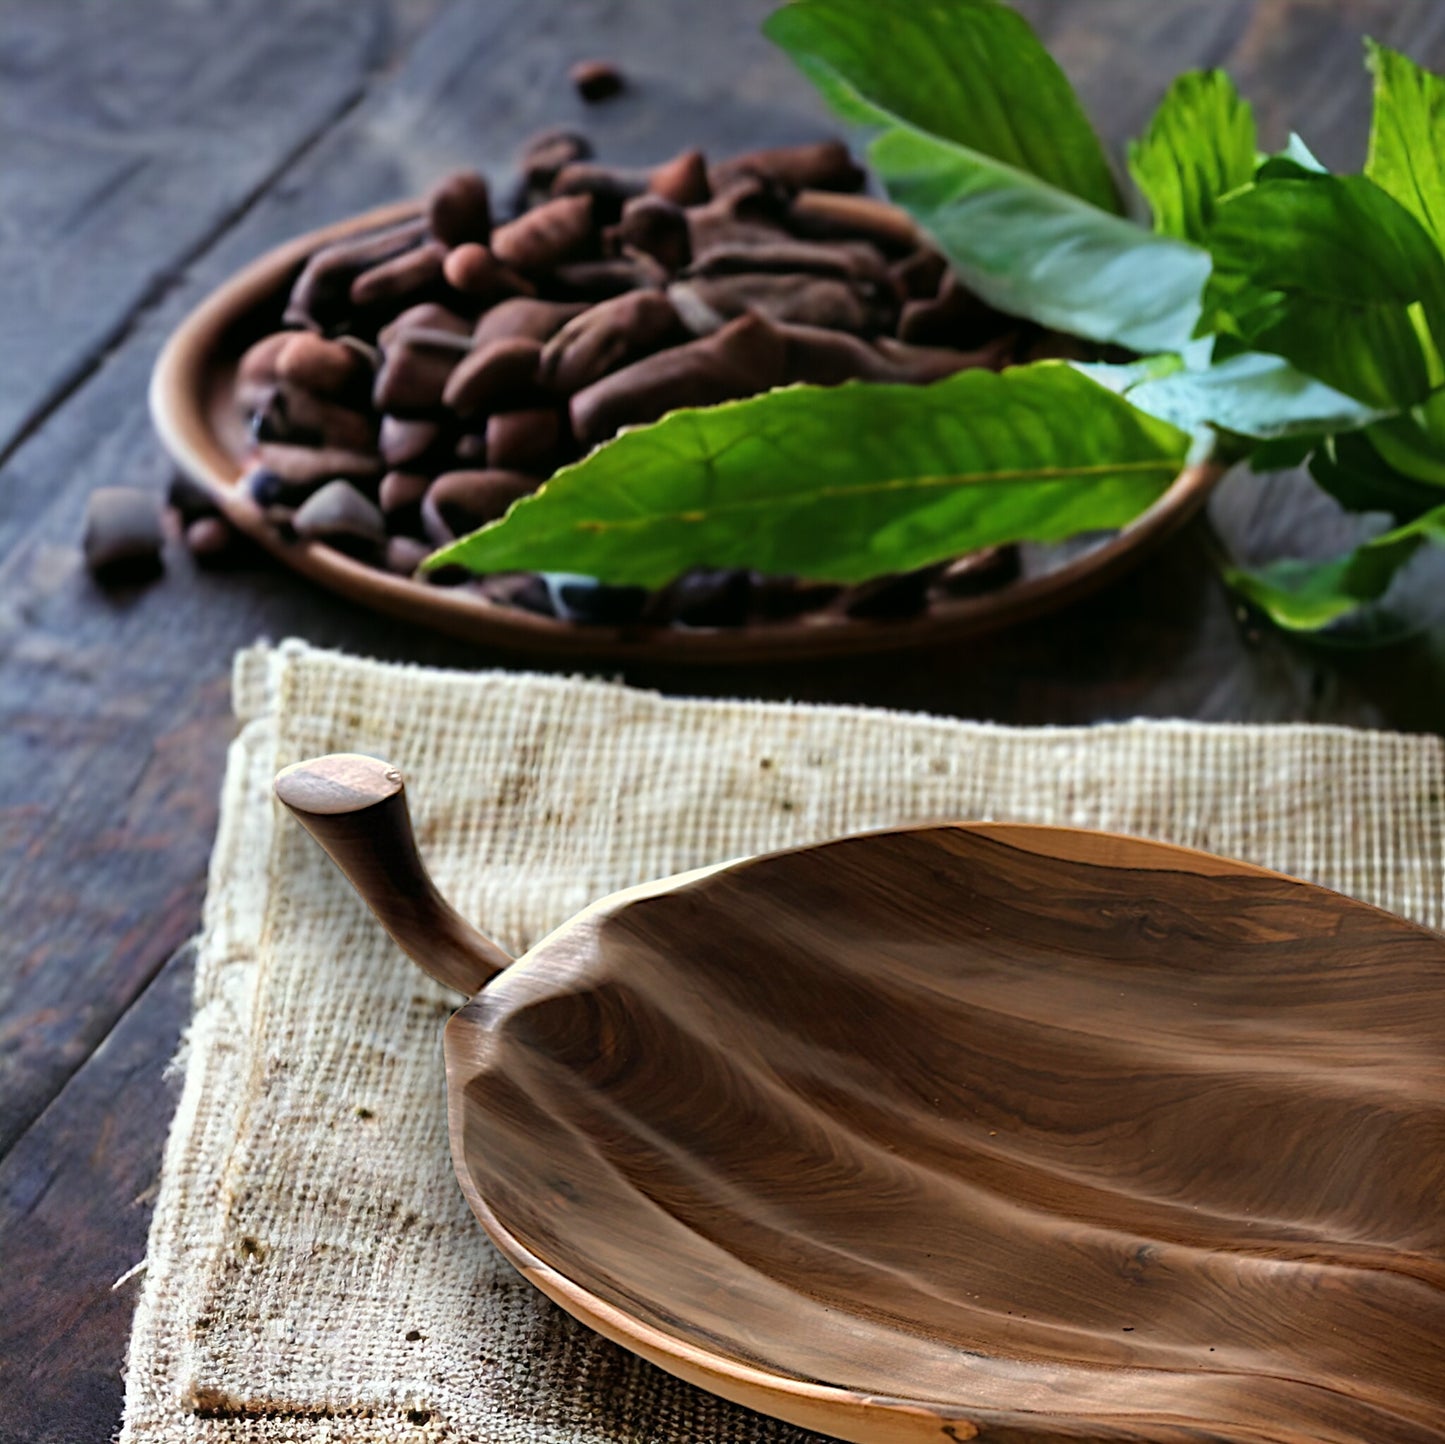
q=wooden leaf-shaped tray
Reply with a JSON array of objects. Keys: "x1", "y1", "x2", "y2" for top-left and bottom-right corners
[{"x1": 276, "y1": 754, "x2": 1445, "y2": 1444}]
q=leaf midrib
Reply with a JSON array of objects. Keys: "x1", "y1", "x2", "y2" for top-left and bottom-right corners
[{"x1": 552, "y1": 457, "x2": 1180, "y2": 538}]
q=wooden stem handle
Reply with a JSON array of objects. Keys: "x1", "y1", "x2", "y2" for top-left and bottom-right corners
[{"x1": 273, "y1": 753, "x2": 512, "y2": 996}]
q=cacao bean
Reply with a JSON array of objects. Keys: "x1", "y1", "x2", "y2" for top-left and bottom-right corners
[
  {"x1": 570, "y1": 311, "x2": 787, "y2": 445},
  {"x1": 421, "y1": 469, "x2": 540, "y2": 543},
  {"x1": 443, "y1": 336, "x2": 545, "y2": 416},
  {"x1": 426, "y1": 169, "x2": 492, "y2": 247},
  {"x1": 284, "y1": 218, "x2": 427, "y2": 331},
  {"x1": 83, "y1": 487, "x2": 165, "y2": 585},
  {"x1": 473, "y1": 297, "x2": 587, "y2": 347},
  {"x1": 570, "y1": 58, "x2": 625, "y2": 103},
  {"x1": 492, "y1": 194, "x2": 596, "y2": 273},
  {"x1": 539, "y1": 290, "x2": 684, "y2": 393},
  {"x1": 711, "y1": 140, "x2": 864, "y2": 194}
]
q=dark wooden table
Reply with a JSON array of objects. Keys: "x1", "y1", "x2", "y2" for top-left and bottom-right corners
[{"x1": 3, "y1": 3, "x2": 1444, "y2": 1440}]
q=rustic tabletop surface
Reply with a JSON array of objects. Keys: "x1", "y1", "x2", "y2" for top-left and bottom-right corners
[{"x1": 4, "y1": 3, "x2": 1445, "y2": 1440}]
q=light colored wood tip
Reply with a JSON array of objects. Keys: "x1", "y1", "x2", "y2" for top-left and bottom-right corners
[{"x1": 274, "y1": 753, "x2": 404, "y2": 816}]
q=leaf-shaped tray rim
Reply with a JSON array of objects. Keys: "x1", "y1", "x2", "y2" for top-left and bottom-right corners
[
  {"x1": 150, "y1": 199, "x2": 1223, "y2": 664},
  {"x1": 438, "y1": 820, "x2": 1445, "y2": 1443}
]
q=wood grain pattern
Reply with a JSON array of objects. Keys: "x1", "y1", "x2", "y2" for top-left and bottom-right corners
[
  {"x1": 279, "y1": 760, "x2": 1445, "y2": 1442},
  {"x1": 446, "y1": 827, "x2": 1445, "y2": 1443},
  {"x1": 0, "y1": 0, "x2": 412, "y2": 465},
  {"x1": 274, "y1": 753, "x2": 512, "y2": 992}
]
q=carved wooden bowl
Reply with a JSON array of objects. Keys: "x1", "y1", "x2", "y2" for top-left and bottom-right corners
[
  {"x1": 275, "y1": 754, "x2": 1445, "y2": 1444},
  {"x1": 151, "y1": 199, "x2": 1221, "y2": 663}
]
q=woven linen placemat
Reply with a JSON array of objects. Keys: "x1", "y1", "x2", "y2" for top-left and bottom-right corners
[{"x1": 120, "y1": 639, "x2": 1445, "y2": 1444}]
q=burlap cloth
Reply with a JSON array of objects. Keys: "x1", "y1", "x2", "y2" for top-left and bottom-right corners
[{"x1": 120, "y1": 638, "x2": 1445, "y2": 1444}]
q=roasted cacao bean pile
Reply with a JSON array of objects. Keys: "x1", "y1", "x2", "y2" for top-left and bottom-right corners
[{"x1": 231, "y1": 131, "x2": 1080, "y2": 628}]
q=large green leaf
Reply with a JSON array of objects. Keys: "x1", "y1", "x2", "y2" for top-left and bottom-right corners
[
  {"x1": 871, "y1": 127, "x2": 1210, "y2": 353},
  {"x1": 1128, "y1": 70, "x2": 1257, "y2": 242},
  {"x1": 426, "y1": 365, "x2": 1190, "y2": 588},
  {"x1": 1203, "y1": 175, "x2": 1445, "y2": 408},
  {"x1": 1365, "y1": 40, "x2": 1445, "y2": 249},
  {"x1": 1226, "y1": 504, "x2": 1445, "y2": 631},
  {"x1": 1117, "y1": 351, "x2": 1386, "y2": 440},
  {"x1": 764, "y1": 0, "x2": 1120, "y2": 213}
]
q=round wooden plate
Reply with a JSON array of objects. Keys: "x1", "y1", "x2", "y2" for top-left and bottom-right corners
[
  {"x1": 278, "y1": 754, "x2": 1445, "y2": 1444},
  {"x1": 151, "y1": 200, "x2": 1222, "y2": 663}
]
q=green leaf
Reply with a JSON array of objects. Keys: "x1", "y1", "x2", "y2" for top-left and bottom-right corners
[
  {"x1": 1310, "y1": 431, "x2": 1445, "y2": 521},
  {"x1": 426, "y1": 365, "x2": 1190, "y2": 588},
  {"x1": 1226, "y1": 504, "x2": 1445, "y2": 630},
  {"x1": 764, "y1": 0, "x2": 1120, "y2": 213},
  {"x1": 1365, "y1": 39, "x2": 1445, "y2": 249},
  {"x1": 1364, "y1": 389, "x2": 1445, "y2": 490},
  {"x1": 1202, "y1": 175, "x2": 1445, "y2": 408},
  {"x1": 1128, "y1": 70, "x2": 1257, "y2": 242},
  {"x1": 870, "y1": 126, "x2": 1210, "y2": 353},
  {"x1": 1120, "y1": 351, "x2": 1386, "y2": 439}
]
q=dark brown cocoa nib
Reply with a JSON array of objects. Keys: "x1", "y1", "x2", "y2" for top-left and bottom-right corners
[
  {"x1": 254, "y1": 442, "x2": 383, "y2": 488},
  {"x1": 379, "y1": 415, "x2": 446, "y2": 469},
  {"x1": 539, "y1": 291, "x2": 684, "y2": 394},
  {"x1": 569, "y1": 58, "x2": 625, "y2": 103},
  {"x1": 609, "y1": 195, "x2": 691, "y2": 271},
  {"x1": 378, "y1": 470, "x2": 430, "y2": 536},
  {"x1": 485, "y1": 407, "x2": 565, "y2": 471},
  {"x1": 422, "y1": 470, "x2": 539, "y2": 543},
  {"x1": 520, "y1": 128, "x2": 593, "y2": 184},
  {"x1": 384, "y1": 534, "x2": 432, "y2": 577},
  {"x1": 284, "y1": 218, "x2": 428, "y2": 332},
  {"x1": 184, "y1": 515, "x2": 235, "y2": 564},
  {"x1": 167, "y1": 472, "x2": 221, "y2": 526},
  {"x1": 425, "y1": 169, "x2": 492, "y2": 248},
  {"x1": 228, "y1": 135, "x2": 1034, "y2": 629},
  {"x1": 843, "y1": 569, "x2": 937, "y2": 621},
  {"x1": 275, "y1": 333, "x2": 374, "y2": 406},
  {"x1": 891, "y1": 247, "x2": 949, "y2": 300},
  {"x1": 442, "y1": 243, "x2": 534, "y2": 303},
  {"x1": 292, "y1": 480, "x2": 387, "y2": 561},
  {"x1": 349, "y1": 240, "x2": 447, "y2": 309},
  {"x1": 473, "y1": 298, "x2": 586, "y2": 347},
  {"x1": 492, "y1": 194, "x2": 596, "y2": 274},
  {"x1": 252, "y1": 383, "x2": 377, "y2": 452},
  {"x1": 648, "y1": 149, "x2": 710, "y2": 207},
  {"x1": 673, "y1": 272, "x2": 893, "y2": 335},
  {"x1": 372, "y1": 329, "x2": 471, "y2": 414},
  {"x1": 570, "y1": 311, "x2": 787, "y2": 446},
  {"x1": 900, "y1": 273, "x2": 1013, "y2": 349},
  {"x1": 378, "y1": 303, "x2": 473, "y2": 350},
  {"x1": 511, "y1": 128, "x2": 593, "y2": 214},
  {"x1": 551, "y1": 162, "x2": 649, "y2": 212},
  {"x1": 84, "y1": 487, "x2": 165, "y2": 585},
  {"x1": 710, "y1": 140, "x2": 865, "y2": 195},
  {"x1": 443, "y1": 336, "x2": 545, "y2": 417},
  {"x1": 545, "y1": 255, "x2": 664, "y2": 302},
  {"x1": 644, "y1": 568, "x2": 753, "y2": 628}
]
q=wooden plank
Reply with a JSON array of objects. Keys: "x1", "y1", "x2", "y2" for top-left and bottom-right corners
[
  {"x1": 0, "y1": 0, "x2": 416, "y2": 464},
  {"x1": 0, "y1": 943, "x2": 193, "y2": 1444}
]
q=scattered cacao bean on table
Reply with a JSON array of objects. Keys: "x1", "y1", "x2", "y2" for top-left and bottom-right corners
[
  {"x1": 569, "y1": 58, "x2": 626, "y2": 103},
  {"x1": 211, "y1": 131, "x2": 1080, "y2": 630},
  {"x1": 83, "y1": 487, "x2": 166, "y2": 586}
]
